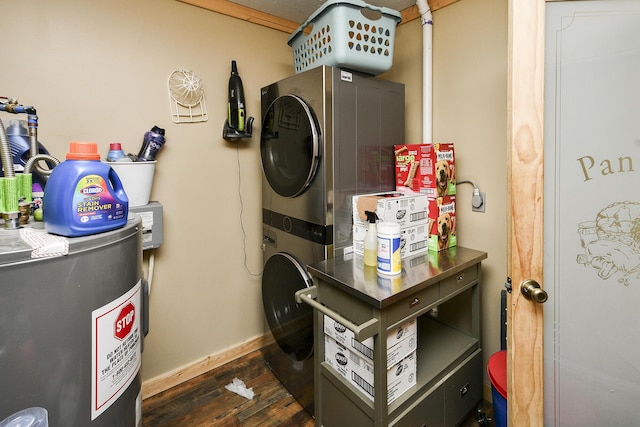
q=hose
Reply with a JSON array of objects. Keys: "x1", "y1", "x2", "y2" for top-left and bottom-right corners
[
  {"x1": 26, "y1": 113, "x2": 54, "y2": 179},
  {"x1": 0, "y1": 118, "x2": 15, "y2": 178},
  {"x1": 24, "y1": 153, "x2": 60, "y2": 174}
]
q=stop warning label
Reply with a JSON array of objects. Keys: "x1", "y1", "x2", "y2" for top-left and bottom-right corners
[
  {"x1": 92, "y1": 281, "x2": 142, "y2": 420},
  {"x1": 115, "y1": 303, "x2": 135, "y2": 340}
]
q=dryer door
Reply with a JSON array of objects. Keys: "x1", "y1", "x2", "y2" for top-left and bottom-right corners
[
  {"x1": 261, "y1": 94, "x2": 321, "y2": 198},
  {"x1": 262, "y1": 252, "x2": 314, "y2": 361}
]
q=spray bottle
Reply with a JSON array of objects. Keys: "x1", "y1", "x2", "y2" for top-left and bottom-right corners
[
  {"x1": 227, "y1": 60, "x2": 246, "y2": 132},
  {"x1": 364, "y1": 211, "x2": 379, "y2": 267}
]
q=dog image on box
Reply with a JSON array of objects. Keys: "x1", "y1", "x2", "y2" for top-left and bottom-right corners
[
  {"x1": 428, "y1": 196, "x2": 457, "y2": 252},
  {"x1": 435, "y1": 159, "x2": 453, "y2": 197},
  {"x1": 437, "y1": 212, "x2": 453, "y2": 250},
  {"x1": 434, "y1": 143, "x2": 455, "y2": 197}
]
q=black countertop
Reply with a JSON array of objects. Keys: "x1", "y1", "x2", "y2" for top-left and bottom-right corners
[{"x1": 307, "y1": 246, "x2": 488, "y2": 309}]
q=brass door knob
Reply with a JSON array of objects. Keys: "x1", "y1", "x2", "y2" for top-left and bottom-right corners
[{"x1": 520, "y1": 279, "x2": 548, "y2": 303}]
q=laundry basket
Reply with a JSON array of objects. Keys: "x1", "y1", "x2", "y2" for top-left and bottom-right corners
[{"x1": 287, "y1": 0, "x2": 402, "y2": 75}]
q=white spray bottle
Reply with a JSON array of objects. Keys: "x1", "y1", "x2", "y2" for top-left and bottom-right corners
[{"x1": 364, "y1": 211, "x2": 379, "y2": 267}]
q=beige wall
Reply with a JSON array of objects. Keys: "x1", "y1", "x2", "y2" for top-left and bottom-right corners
[
  {"x1": 2, "y1": 0, "x2": 507, "y2": 391},
  {"x1": 387, "y1": 0, "x2": 508, "y2": 390},
  {"x1": 433, "y1": 0, "x2": 508, "y2": 387},
  {"x1": 1, "y1": 0, "x2": 293, "y2": 381}
]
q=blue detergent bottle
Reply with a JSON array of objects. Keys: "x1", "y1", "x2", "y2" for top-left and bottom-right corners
[{"x1": 43, "y1": 141, "x2": 129, "y2": 237}]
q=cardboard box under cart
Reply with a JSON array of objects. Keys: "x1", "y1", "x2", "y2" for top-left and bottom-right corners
[
  {"x1": 324, "y1": 316, "x2": 417, "y2": 367},
  {"x1": 323, "y1": 316, "x2": 417, "y2": 404},
  {"x1": 324, "y1": 335, "x2": 417, "y2": 404}
]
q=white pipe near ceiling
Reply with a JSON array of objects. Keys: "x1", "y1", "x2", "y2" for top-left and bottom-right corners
[{"x1": 416, "y1": 0, "x2": 433, "y2": 143}]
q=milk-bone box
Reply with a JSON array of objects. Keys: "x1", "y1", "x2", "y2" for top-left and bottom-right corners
[
  {"x1": 427, "y1": 195, "x2": 457, "y2": 252},
  {"x1": 394, "y1": 143, "x2": 456, "y2": 198}
]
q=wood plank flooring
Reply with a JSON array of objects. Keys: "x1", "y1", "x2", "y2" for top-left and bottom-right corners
[{"x1": 142, "y1": 348, "x2": 493, "y2": 426}]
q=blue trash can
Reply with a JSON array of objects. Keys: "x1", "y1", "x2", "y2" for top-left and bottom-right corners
[{"x1": 487, "y1": 350, "x2": 507, "y2": 427}]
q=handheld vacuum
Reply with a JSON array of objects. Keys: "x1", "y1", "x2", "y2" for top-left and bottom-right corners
[
  {"x1": 228, "y1": 60, "x2": 245, "y2": 132},
  {"x1": 223, "y1": 60, "x2": 253, "y2": 141}
]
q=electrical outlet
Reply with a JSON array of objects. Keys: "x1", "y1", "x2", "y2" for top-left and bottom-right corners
[{"x1": 472, "y1": 192, "x2": 486, "y2": 213}]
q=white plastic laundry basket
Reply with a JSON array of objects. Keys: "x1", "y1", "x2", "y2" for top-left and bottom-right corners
[{"x1": 287, "y1": 0, "x2": 402, "y2": 76}]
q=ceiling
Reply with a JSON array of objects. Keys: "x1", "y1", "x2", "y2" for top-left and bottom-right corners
[{"x1": 227, "y1": 0, "x2": 419, "y2": 25}]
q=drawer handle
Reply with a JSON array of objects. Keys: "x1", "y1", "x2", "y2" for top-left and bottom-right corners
[
  {"x1": 294, "y1": 286, "x2": 379, "y2": 341},
  {"x1": 460, "y1": 382, "x2": 469, "y2": 397},
  {"x1": 457, "y1": 273, "x2": 465, "y2": 283},
  {"x1": 410, "y1": 297, "x2": 420, "y2": 308}
]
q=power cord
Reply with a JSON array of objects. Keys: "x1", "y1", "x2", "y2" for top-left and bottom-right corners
[
  {"x1": 236, "y1": 143, "x2": 262, "y2": 277},
  {"x1": 457, "y1": 179, "x2": 485, "y2": 211}
]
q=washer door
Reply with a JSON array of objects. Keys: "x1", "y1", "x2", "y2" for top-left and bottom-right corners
[
  {"x1": 261, "y1": 94, "x2": 321, "y2": 198},
  {"x1": 262, "y1": 252, "x2": 314, "y2": 361}
]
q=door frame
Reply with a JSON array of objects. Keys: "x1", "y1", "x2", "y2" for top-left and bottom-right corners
[{"x1": 507, "y1": 0, "x2": 545, "y2": 425}]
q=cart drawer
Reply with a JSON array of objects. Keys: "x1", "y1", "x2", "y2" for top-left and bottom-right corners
[
  {"x1": 390, "y1": 383, "x2": 444, "y2": 427},
  {"x1": 444, "y1": 349, "x2": 483, "y2": 425},
  {"x1": 439, "y1": 266, "x2": 478, "y2": 300},
  {"x1": 384, "y1": 283, "x2": 439, "y2": 327}
]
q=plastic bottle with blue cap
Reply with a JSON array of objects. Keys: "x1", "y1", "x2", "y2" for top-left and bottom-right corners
[{"x1": 106, "y1": 142, "x2": 131, "y2": 162}]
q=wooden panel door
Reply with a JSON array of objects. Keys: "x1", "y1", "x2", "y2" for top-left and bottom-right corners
[{"x1": 507, "y1": 0, "x2": 545, "y2": 425}]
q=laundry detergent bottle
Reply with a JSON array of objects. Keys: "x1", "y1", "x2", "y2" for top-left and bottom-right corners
[{"x1": 43, "y1": 141, "x2": 129, "y2": 237}]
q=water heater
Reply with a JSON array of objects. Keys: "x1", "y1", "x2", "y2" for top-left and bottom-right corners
[{"x1": 0, "y1": 217, "x2": 147, "y2": 426}]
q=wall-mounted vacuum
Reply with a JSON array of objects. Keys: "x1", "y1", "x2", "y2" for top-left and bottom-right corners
[{"x1": 223, "y1": 60, "x2": 254, "y2": 141}]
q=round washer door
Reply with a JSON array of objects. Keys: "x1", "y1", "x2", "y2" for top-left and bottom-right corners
[
  {"x1": 261, "y1": 94, "x2": 320, "y2": 198},
  {"x1": 262, "y1": 252, "x2": 314, "y2": 361}
]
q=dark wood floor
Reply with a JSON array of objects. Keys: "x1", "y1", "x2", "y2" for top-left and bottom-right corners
[{"x1": 143, "y1": 349, "x2": 493, "y2": 426}]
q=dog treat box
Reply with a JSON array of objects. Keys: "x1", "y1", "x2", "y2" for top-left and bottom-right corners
[
  {"x1": 427, "y1": 195, "x2": 457, "y2": 252},
  {"x1": 394, "y1": 143, "x2": 456, "y2": 197}
]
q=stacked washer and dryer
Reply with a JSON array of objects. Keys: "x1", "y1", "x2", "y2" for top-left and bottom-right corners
[{"x1": 260, "y1": 65, "x2": 405, "y2": 416}]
